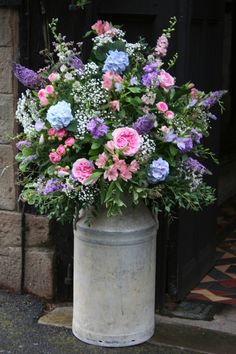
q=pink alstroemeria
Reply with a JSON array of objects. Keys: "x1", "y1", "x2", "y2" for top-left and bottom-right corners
[
  {"x1": 95, "y1": 152, "x2": 108, "y2": 168},
  {"x1": 104, "y1": 164, "x2": 119, "y2": 182},
  {"x1": 110, "y1": 100, "x2": 120, "y2": 112},
  {"x1": 129, "y1": 160, "x2": 139, "y2": 173}
]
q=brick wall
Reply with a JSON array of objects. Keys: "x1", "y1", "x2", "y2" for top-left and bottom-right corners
[{"x1": 0, "y1": 7, "x2": 55, "y2": 299}]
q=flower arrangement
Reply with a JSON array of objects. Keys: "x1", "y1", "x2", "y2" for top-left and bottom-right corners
[{"x1": 13, "y1": 17, "x2": 226, "y2": 223}]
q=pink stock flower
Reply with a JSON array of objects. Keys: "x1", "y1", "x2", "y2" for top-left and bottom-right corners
[
  {"x1": 65, "y1": 137, "x2": 75, "y2": 147},
  {"x1": 105, "y1": 140, "x2": 115, "y2": 153},
  {"x1": 56, "y1": 128, "x2": 67, "y2": 138},
  {"x1": 155, "y1": 35, "x2": 169, "y2": 57},
  {"x1": 104, "y1": 165, "x2": 119, "y2": 182},
  {"x1": 164, "y1": 110, "x2": 175, "y2": 119},
  {"x1": 56, "y1": 144, "x2": 66, "y2": 156},
  {"x1": 129, "y1": 160, "x2": 139, "y2": 173},
  {"x1": 95, "y1": 152, "x2": 108, "y2": 168},
  {"x1": 49, "y1": 152, "x2": 61, "y2": 164},
  {"x1": 39, "y1": 97, "x2": 49, "y2": 106},
  {"x1": 72, "y1": 158, "x2": 95, "y2": 185},
  {"x1": 110, "y1": 100, "x2": 120, "y2": 111},
  {"x1": 48, "y1": 128, "x2": 56, "y2": 136},
  {"x1": 158, "y1": 70, "x2": 175, "y2": 91},
  {"x1": 156, "y1": 101, "x2": 168, "y2": 112},
  {"x1": 45, "y1": 85, "x2": 54, "y2": 95},
  {"x1": 112, "y1": 127, "x2": 141, "y2": 156},
  {"x1": 48, "y1": 73, "x2": 60, "y2": 82}
]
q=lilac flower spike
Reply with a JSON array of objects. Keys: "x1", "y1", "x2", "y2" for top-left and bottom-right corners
[{"x1": 13, "y1": 63, "x2": 41, "y2": 89}]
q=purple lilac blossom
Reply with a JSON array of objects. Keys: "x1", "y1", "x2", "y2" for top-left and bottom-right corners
[
  {"x1": 149, "y1": 158, "x2": 169, "y2": 183},
  {"x1": 133, "y1": 114, "x2": 154, "y2": 135},
  {"x1": 35, "y1": 120, "x2": 45, "y2": 132},
  {"x1": 13, "y1": 63, "x2": 41, "y2": 89},
  {"x1": 16, "y1": 140, "x2": 31, "y2": 151},
  {"x1": 199, "y1": 90, "x2": 227, "y2": 109},
  {"x1": 103, "y1": 50, "x2": 129, "y2": 74},
  {"x1": 87, "y1": 117, "x2": 108, "y2": 139}
]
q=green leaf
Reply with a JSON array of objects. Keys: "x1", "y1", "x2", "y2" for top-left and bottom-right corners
[
  {"x1": 91, "y1": 141, "x2": 101, "y2": 150},
  {"x1": 86, "y1": 170, "x2": 103, "y2": 182},
  {"x1": 66, "y1": 121, "x2": 77, "y2": 132},
  {"x1": 22, "y1": 148, "x2": 33, "y2": 157},
  {"x1": 128, "y1": 87, "x2": 141, "y2": 94},
  {"x1": 169, "y1": 145, "x2": 177, "y2": 157}
]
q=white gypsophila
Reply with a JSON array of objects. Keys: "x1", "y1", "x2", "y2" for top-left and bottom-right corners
[
  {"x1": 74, "y1": 110, "x2": 91, "y2": 139},
  {"x1": 136, "y1": 134, "x2": 156, "y2": 162},
  {"x1": 16, "y1": 90, "x2": 40, "y2": 134},
  {"x1": 125, "y1": 42, "x2": 146, "y2": 56},
  {"x1": 81, "y1": 62, "x2": 99, "y2": 78},
  {"x1": 77, "y1": 184, "x2": 98, "y2": 204},
  {"x1": 72, "y1": 77, "x2": 108, "y2": 109},
  {"x1": 92, "y1": 35, "x2": 113, "y2": 50}
]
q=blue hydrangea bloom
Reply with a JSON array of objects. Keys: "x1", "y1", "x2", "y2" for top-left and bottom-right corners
[
  {"x1": 149, "y1": 158, "x2": 169, "y2": 183},
  {"x1": 103, "y1": 50, "x2": 129, "y2": 74},
  {"x1": 46, "y1": 101, "x2": 74, "y2": 130}
]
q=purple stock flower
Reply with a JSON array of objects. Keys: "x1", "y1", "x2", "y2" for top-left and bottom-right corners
[
  {"x1": 21, "y1": 154, "x2": 37, "y2": 164},
  {"x1": 163, "y1": 129, "x2": 177, "y2": 143},
  {"x1": 184, "y1": 158, "x2": 207, "y2": 175},
  {"x1": 143, "y1": 62, "x2": 160, "y2": 73},
  {"x1": 13, "y1": 63, "x2": 41, "y2": 89},
  {"x1": 16, "y1": 140, "x2": 31, "y2": 151},
  {"x1": 40, "y1": 178, "x2": 64, "y2": 195},
  {"x1": 191, "y1": 129, "x2": 202, "y2": 144},
  {"x1": 35, "y1": 120, "x2": 45, "y2": 132},
  {"x1": 149, "y1": 158, "x2": 169, "y2": 183},
  {"x1": 199, "y1": 90, "x2": 227, "y2": 109},
  {"x1": 133, "y1": 114, "x2": 154, "y2": 135},
  {"x1": 87, "y1": 117, "x2": 108, "y2": 139},
  {"x1": 68, "y1": 55, "x2": 84, "y2": 72},
  {"x1": 176, "y1": 137, "x2": 193, "y2": 152},
  {"x1": 141, "y1": 61, "x2": 160, "y2": 88},
  {"x1": 130, "y1": 76, "x2": 138, "y2": 86}
]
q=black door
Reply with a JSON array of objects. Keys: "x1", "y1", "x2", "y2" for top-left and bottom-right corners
[{"x1": 20, "y1": 0, "x2": 225, "y2": 303}]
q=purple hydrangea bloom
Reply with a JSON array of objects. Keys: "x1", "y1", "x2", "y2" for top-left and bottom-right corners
[
  {"x1": 87, "y1": 117, "x2": 108, "y2": 139},
  {"x1": 68, "y1": 55, "x2": 84, "y2": 72},
  {"x1": 16, "y1": 140, "x2": 31, "y2": 151},
  {"x1": 184, "y1": 158, "x2": 207, "y2": 175},
  {"x1": 35, "y1": 120, "x2": 45, "y2": 132},
  {"x1": 133, "y1": 114, "x2": 154, "y2": 135},
  {"x1": 149, "y1": 158, "x2": 169, "y2": 183},
  {"x1": 199, "y1": 90, "x2": 227, "y2": 109},
  {"x1": 176, "y1": 137, "x2": 193, "y2": 152},
  {"x1": 103, "y1": 50, "x2": 129, "y2": 74},
  {"x1": 141, "y1": 72, "x2": 159, "y2": 88},
  {"x1": 13, "y1": 63, "x2": 41, "y2": 89}
]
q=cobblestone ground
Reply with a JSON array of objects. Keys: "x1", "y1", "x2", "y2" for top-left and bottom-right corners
[{"x1": 0, "y1": 290, "x2": 179, "y2": 354}]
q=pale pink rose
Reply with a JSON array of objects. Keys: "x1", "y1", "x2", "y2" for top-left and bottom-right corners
[
  {"x1": 45, "y1": 85, "x2": 54, "y2": 95},
  {"x1": 91, "y1": 20, "x2": 104, "y2": 35},
  {"x1": 39, "y1": 97, "x2": 49, "y2": 106},
  {"x1": 105, "y1": 140, "x2": 115, "y2": 153},
  {"x1": 56, "y1": 128, "x2": 67, "y2": 138},
  {"x1": 56, "y1": 144, "x2": 66, "y2": 156},
  {"x1": 164, "y1": 110, "x2": 175, "y2": 119},
  {"x1": 65, "y1": 137, "x2": 75, "y2": 146},
  {"x1": 156, "y1": 101, "x2": 168, "y2": 113},
  {"x1": 49, "y1": 152, "x2": 61, "y2": 164},
  {"x1": 112, "y1": 127, "x2": 141, "y2": 156},
  {"x1": 160, "y1": 126, "x2": 170, "y2": 134},
  {"x1": 104, "y1": 165, "x2": 119, "y2": 182},
  {"x1": 129, "y1": 160, "x2": 139, "y2": 173},
  {"x1": 120, "y1": 166, "x2": 132, "y2": 181},
  {"x1": 158, "y1": 69, "x2": 175, "y2": 91},
  {"x1": 38, "y1": 89, "x2": 46, "y2": 99},
  {"x1": 95, "y1": 152, "x2": 108, "y2": 168},
  {"x1": 48, "y1": 73, "x2": 60, "y2": 82},
  {"x1": 72, "y1": 158, "x2": 95, "y2": 185},
  {"x1": 110, "y1": 100, "x2": 120, "y2": 112},
  {"x1": 48, "y1": 128, "x2": 56, "y2": 136}
]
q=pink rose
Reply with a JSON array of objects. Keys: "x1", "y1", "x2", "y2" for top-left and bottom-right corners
[
  {"x1": 56, "y1": 144, "x2": 66, "y2": 156},
  {"x1": 38, "y1": 89, "x2": 46, "y2": 99},
  {"x1": 110, "y1": 100, "x2": 120, "y2": 112},
  {"x1": 104, "y1": 165, "x2": 119, "y2": 182},
  {"x1": 191, "y1": 88, "x2": 198, "y2": 98},
  {"x1": 45, "y1": 85, "x2": 54, "y2": 95},
  {"x1": 95, "y1": 152, "x2": 108, "y2": 168},
  {"x1": 156, "y1": 101, "x2": 168, "y2": 112},
  {"x1": 105, "y1": 140, "x2": 115, "y2": 153},
  {"x1": 48, "y1": 128, "x2": 56, "y2": 136},
  {"x1": 39, "y1": 97, "x2": 49, "y2": 106},
  {"x1": 48, "y1": 73, "x2": 60, "y2": 82},
  {"x1": 65, "y1": 137, "x2": 75, "y2": 147},
  {"x1": 158, "y1": 69, "x2": 175, "y2": 91},
  {"x1": 72, "y1": 158, "x2": 95, "y2": 185},
  {"x1": 129, "y1": 160, "x2": 139, "y2": 173},
  {"x1": 49, "y1": 152, "x2": 61, "y2": 164},
  {"x1": 112, "y1": 127, "x2": 141, "y2": 156},
  {"x1": 164, "y1": 110, "x2": 175, "y2": 119},
  {"x1": 56, "y1": 128, "x2": 67, "y2": 138}
]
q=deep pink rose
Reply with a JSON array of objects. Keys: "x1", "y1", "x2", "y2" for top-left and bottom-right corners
[
  {"x1": 56, "y1": 144, "x2": 66, "y2": 156},
  {"x1": 164, "y1": 110, "x2": 175, "y2": 119},
  {"x1": 48, "y1": 73, "x2": 60, "y2": 82},
  {"x1": 72, "y1": 158, "x2": 95, "y2": 185},
  {"x1": 45, "y1": 85, "x2": 54, "y2": 95},
  {"x1": 158, "y1": 69, "x2": 175, "y2": 91},
  {"x1": 49, "y1": 152, "x2": 61, "y2": 164},
  {"x1": 95, "y1": 152, "x2": 108, "y2": 168},
  {"x1": 104, "y1": 165, "x2": 119, "y2": 182},
  {"x1": 48, "y1": 128, "x2": 56, "y2": 136},
  {"x1": 38, "y1": 89, "x2": 46, "y2": 99},
  {"x1": 65, "y1": 137, "x2": 75, "y2": 147},
  {"x1": 56, "y1": 128, "x2": 67, "y2": 138},
  {"x1": 112, "y1": 127, "x2": 141, "y2": 156},
  {"x1": 156, "y1": 101, "x2": 168, "y2": 112}
]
